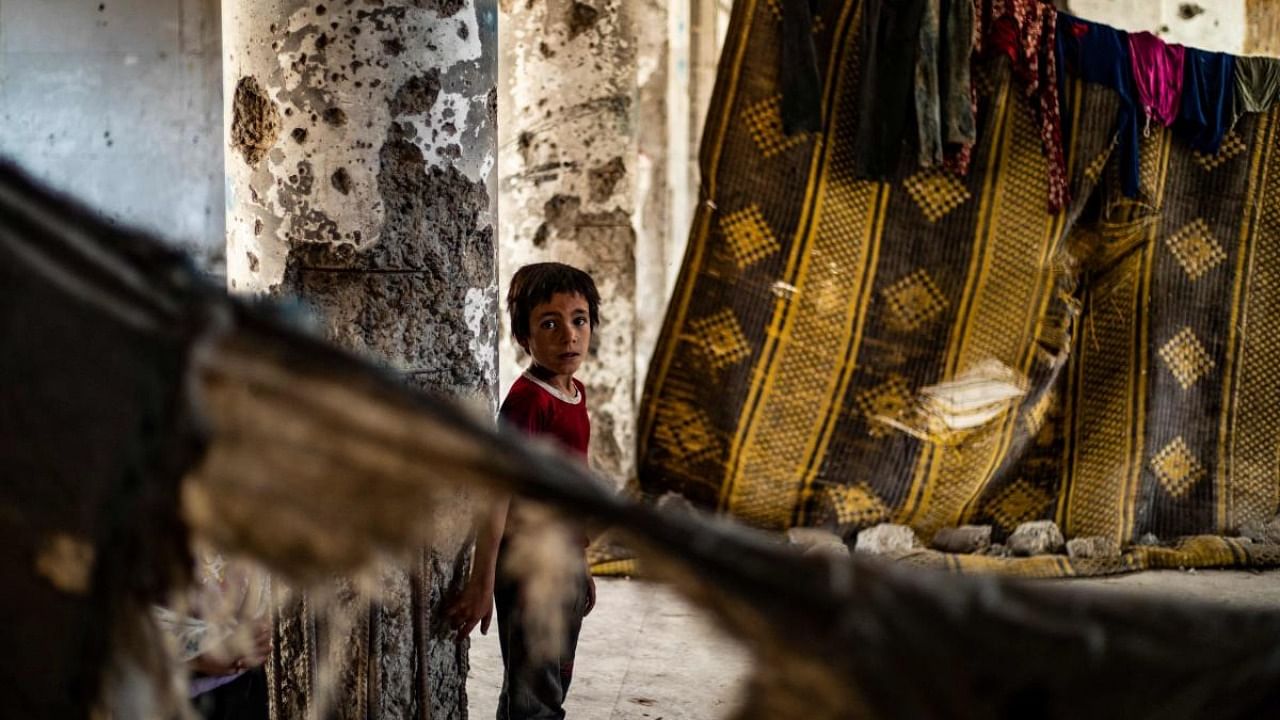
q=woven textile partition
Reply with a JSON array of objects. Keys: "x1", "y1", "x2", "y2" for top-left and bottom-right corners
[{"x1": 632, "y1": 0, "x2": 1280, "y2": 575}]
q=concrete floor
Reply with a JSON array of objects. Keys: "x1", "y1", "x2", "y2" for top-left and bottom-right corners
[{"x1": 466, "y1": 570, "x2": 1280, "y2": 719}]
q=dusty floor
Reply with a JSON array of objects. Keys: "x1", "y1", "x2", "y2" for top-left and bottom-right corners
[{"x1": 466, "y1": 569, "x2": 1280, "y2": 719}]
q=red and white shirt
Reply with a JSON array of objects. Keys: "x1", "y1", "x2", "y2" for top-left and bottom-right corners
[{"x1": 499, "y1": 370, "x2": 590, "y2": 458}]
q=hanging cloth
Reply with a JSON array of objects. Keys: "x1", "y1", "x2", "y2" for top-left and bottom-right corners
[
  {"x1": 1230, "y1": 55, "x2": 1280, "y2": 130},
  {"x1": 915, "y1": 0, "x2": 945, "y2": 166},
  {"x1": 853, "y1": 0, "x2": 929, "y2": 179},
  {"x1": 1177, "y1": 48, "x2": 1235, "y2": 155},
  {"x1": 1057, "y1": 15, "x2": 1141, "y2": 199},
  {"x1": 943, "y1": 0, "x2": 983, "y2": 177},
  {"x1": 1126, "y1": 31, "x2": 1185, "y2": 128},
  {"x1": 988, "y1": 0, "x2": 1068, "y2": 211},
  {"x1": 940, "y1": 0, "x2": 979, "y2": 171},
  {"x1": 779, "y1": 0, "x2": 823, "y2": 135},
  {"x1": 915, "y1": 0, "x2": 977, "y2": 167}
]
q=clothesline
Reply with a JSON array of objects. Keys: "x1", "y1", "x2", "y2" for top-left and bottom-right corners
[{"x1": 784, "y1": 0, "x2": 1280, "y2": 212}]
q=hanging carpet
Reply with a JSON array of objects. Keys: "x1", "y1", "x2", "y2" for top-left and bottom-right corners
[{"x1": 633, "y1": 0, "x2": 1280, "y2": 576}]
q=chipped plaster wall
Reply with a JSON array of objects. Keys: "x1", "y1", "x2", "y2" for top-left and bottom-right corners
[
  {"x1": 222, "y1": 1, "x2": 497, "y2": 717},
  {"x1": 634, "y1": 0, "x2": 672, "y2": 415},
  {"x1": 0, "y1": 0, "x2": 225, "y2": 274},
  {"x1": 1246, "y1": 0, "x2": 1280, "y2": 56},
  {"x1": 1066, "y1": 0, "x2": 1247, "y2": 52},
  {"x1": 498, "y1": 0, "x2": 637, "y2": 490}
]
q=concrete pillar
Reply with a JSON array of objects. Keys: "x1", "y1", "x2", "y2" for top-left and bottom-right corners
[
  {"x1": 221, "y1": 1, "x2": 497, "y2": 717},
  {"x1": 498, "y1": 0, "x2": 637, "y2": 489}
]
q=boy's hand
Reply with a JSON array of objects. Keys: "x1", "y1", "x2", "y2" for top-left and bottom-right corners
[
  {"x1": 584, "y1": 574, "x2": 596, "y2": 617},
  {"x1": 447, "y1": 578, "x2": 494, "y2": 643}
]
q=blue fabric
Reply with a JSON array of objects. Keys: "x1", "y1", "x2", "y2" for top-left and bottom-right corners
[
  {"x1": 1178, "y1": 48, "x2": 1236, "y2": 154},
  {"x1": 1056, "y1": 15, "x2": 1140, "y2": 198}
]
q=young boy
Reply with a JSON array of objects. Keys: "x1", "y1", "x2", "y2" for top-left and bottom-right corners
[{"x1": 448, "y1": 262, "x2": 599, "y2": 720}]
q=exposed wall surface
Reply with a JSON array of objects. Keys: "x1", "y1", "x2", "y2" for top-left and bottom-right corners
[
  {"x1": 1246, "y1": 0, "x2": 1280, "y2": 56},
  {"x1": 0, "y1": 0, "x2": 225, "y2": 273},
  {"x1": 222, "y1": 1, "x2": 497, "y2": 717},
  {"x1": 498, "y1": 0, "x2": 638, "y2": 489},
  {"x1": 1067, "y1": 0, "x2": 1246, "y2": 53}
]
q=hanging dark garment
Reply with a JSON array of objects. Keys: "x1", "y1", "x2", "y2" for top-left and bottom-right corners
[
  {"x1": 1231, "y1": 55, "x2": 1280, "y2": 130},
  {"x1": 916, "y1": 0, "x2": 978, "y2": 169},
  {"x1": 941, "y1": 0, "x2": 978, "y2": 149},
  {"x1": 1177, "y1": 48, "x2": 1236, "y2": 155},
  {"x1": 915, "y1": 0, "x2": 945, "y2": 166},
  {"x1": 780, "y1": 0, "x2": 823, "y2": 134},
  {"x1": 852, "y1": 0, "x2": 929, "y2": 179},
  {"x1": 1057, "y1": 14, "x2": 1141, "y2": 198}
]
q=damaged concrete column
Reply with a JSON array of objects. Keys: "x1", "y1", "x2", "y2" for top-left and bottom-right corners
[
  {"x1": 222, "y1": 0, "x2": 497, "y2": 717},
  {"x1": 498, "y1": 0, "x2": 638, "y2": 489}
]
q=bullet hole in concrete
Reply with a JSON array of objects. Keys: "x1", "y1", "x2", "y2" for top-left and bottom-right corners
[
  {"x1": 231, "y1": 76, "x2": 282, "y2": 167},
  {"x1": 285, "y1": 106, "x2": 294, "y2": 117},
  {"x1": 1178, "y1": 3, "x2": 1204, "y2": 20},
  {"x1": 383, "y1": 38, "x2": 406, "y2": 55},
  {"x1": 316, "y1": 33, "x2": 330, "y2": 49},
  {"x1": 351, "y1": 60, "x2": 364, "y2": 72},
  {"x1": 442, "y1": 122, "x2": 457, "y2": 136},
  {"x1": 588, "y1": 157, "x2": 626, "y2": 203},
  {"x1": 316, "y1": 4, "x2": 327, "y2": 15},
  {"x1": 292, "y1": 127, "x2": 308, "y2": 143},
  {"x1": 371, "y1": 79, "x2": 382, "y2": 88},
  {"x1": 98, "y1": 3, "x2": 105, "y2": 11},
  {"x1": 532, "y1": 223, "x2": 550, "y2": 247},
  {"x1": 270, "y1": 24, "x2": 278, "y2": 33},
  {"x1": 457, "y1": 21, "x2": 469, "y2": 40},
  {"x1": 323, "y1": 107, "x2": 348, "y2": 127},
  {"x1": 254, "y1": 219, "x2": 264, "y2": 237},
  {"x1": 331, "y1": 167, "x2": 353, "y2": 195},
  {"x1": 247, "y1": 251, "x2": 260, "y2": 272},
  {"x1": 539, "y1": 41, "x2": 555, "y2": 58},
  {"x1": 568, "y1": 1, "x2": 599, "y2": 39},
  {"x1": 389, "y1": 69, "x2": 441, "y2": 116}
]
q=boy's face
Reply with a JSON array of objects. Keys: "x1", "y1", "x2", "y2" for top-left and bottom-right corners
[{"x1": 523, "y1": 291, "x2": 592, "y2": 381}]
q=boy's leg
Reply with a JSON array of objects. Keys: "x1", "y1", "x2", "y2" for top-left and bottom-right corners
[{"x1": 492, "y1": 555, "x2": 589, "y2": 720}]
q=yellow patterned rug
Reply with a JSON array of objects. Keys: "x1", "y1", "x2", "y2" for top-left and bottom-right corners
[{"x1": 620, "y1": 0, "x2": 1280, "y2": 577}]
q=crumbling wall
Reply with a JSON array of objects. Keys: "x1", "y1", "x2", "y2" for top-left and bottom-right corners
[
  {"x1": 1246, "y1": 0, "x2": 1280, "y2": 56},
  {"x1": 1066, "y1": 0, "x2": 1246, "y2": 52},
  {"x1": 498, "y1": 0, "x2": 638, "y2": 490},
  {"x1": 0, "y1": 0, "x2": 225, "y2": 274},
  {"x1": 222, "y1": 1, "x2": 497, "y2": 717}
]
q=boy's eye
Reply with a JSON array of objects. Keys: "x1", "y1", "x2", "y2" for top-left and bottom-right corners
[
  {"x1": 541, "y1": 320, "x2": 556, "y2": 330},
  {"x1": 573, "y1": 317, "x2": 588, "y2": 326}
]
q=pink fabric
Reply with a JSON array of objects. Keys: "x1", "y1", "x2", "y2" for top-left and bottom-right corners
[{"x1": 1127, "y1": 31, "x2": 1185, "y2": 127}]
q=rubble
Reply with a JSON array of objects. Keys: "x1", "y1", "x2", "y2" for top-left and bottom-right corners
[
  {"x1": 931, "y1": 525, "x2": 993, "y2": 554},
  {"x1": 983, "y1": 543, "x2": 1013, "y2": 558},
  {"x1": 1007, "y1": 521, "x2": 1065, "y2": 556},
  {"x1": 854, "y1": 523, "x2": 922, "y2": 555},
  {"x1": 1239, "y1": 520, "x2": 1266, "y2": 543},
  {"x1": 1066, "y1": 536, "x2": 1121, "y2": 559},
  {"x1": 1264, "y1": 516, "x2": 1280, "y2": 545},
  {"x1": 1135, "y1": 533, "x2": 1161, "y2": 547},
  {"x1": 787, "y1": 528, "x2": 850, "y2": 558}
]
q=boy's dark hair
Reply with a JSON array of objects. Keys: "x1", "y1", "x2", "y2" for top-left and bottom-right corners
[{"x1": 507, "y1": 262, "x2": 600, "y2": 349}]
